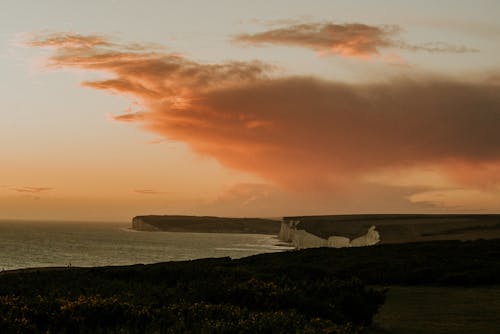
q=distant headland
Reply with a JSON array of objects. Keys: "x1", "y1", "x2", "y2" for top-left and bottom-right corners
[
  {"x1": 132, "y1": 215, "x2": 281, "y2": 234},
  {"x1": 132, "y1": 214, "x2": 500, "y2": 249}
]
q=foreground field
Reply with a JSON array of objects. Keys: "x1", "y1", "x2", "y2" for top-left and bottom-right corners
[
  {"x1": 374, "y1": 286, "x2": 500, "y2": 334},
  {"x1": 1, "y1": 239, "x2": 499, "y2": 333}
]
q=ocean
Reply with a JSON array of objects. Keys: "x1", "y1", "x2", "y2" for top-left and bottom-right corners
[{"x1": 0, "y1": 220, "x2": 292, "y2": 271}]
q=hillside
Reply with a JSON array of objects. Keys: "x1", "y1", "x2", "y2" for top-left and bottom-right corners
[
  {"x1": 132, "y1": 215, "x2": 281, "y2": 234},
  {"x1": 1, "y1": 239, "x2": 499, "y2": 333},
  {"x1": 284, "y1": 214, "x2": 500, "y2": 244}
]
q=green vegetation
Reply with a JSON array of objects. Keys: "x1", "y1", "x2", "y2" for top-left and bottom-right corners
[{"x1": 1, "y1": 238, "x2": 499, "y2": 333}]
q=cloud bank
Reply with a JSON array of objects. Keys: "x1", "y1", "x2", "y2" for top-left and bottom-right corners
[
  {"x1": 29, "y1": 33, "x2": 500, "y2": 194},
  {"x1": 234, "y1": 22, "x2": 477, "y2": 57}
]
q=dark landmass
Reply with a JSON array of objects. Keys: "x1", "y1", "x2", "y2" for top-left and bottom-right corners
[
  {"x1": 131, "y1": 214, "x2": 500, "y2": 247},
  {"x1": 132, "y1": 215, "x2": 281, "y2": 234},
  {"x1": 1, "y1": 238, "x2": 499, "y2": 333},
  {"x1": 285, "y1": 214, "x2": 500, "y2": 243}
]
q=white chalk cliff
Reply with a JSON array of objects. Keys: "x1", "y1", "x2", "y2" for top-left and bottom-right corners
[
  {"x1": 131, "y1": 217, "x2": 161, "y2": 231},
  {"x1": 279, "y1": 220, "x2": 380, "y2": 249}
]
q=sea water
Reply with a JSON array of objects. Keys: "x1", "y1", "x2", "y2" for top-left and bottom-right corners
[{"x1": 0, "y1": 220, "x2": 292, "y2": 271}]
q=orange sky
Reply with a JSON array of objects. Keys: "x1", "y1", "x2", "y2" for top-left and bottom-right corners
[{"x1": 1, "y1": 1, "x2": 500, "y2": 221}]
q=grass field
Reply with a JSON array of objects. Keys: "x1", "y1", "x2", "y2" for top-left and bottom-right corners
[{"x1": 373, "y1": 285, "x2": 500, "y2": 334}]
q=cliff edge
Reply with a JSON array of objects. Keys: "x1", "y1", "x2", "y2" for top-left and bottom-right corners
[{"x1": 278, "y1": 214, "x2": 500, "y2": 249}]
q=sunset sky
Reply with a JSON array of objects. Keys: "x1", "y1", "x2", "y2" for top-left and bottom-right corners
[{"x1": 1, "y1": 1, "x2": 500, "y2": 221}]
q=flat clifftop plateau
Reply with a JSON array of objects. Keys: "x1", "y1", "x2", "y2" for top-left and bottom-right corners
[
  {"x1": 132, "y1": 215, "x2": 281, "y2": 234},
  {"x1": 282, "y1": 214, "x2": 500, "y2": 245}
]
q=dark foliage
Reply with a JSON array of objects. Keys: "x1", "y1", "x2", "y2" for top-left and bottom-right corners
[
  {"x1": 236, "y1": 239, "x2": 500, "y2": 286},
  {"x1": 1, "y1": 238, "x2": 498, "y2": 333},
  {"x1": 0, "y1": 258, "x2": 382, "y2": 333}
]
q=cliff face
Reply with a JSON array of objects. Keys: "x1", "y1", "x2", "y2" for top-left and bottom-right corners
[
  {"x1": 132, "y1": 217, "x2": 161, "y2": 231},
  {"x1": 279, "y1": 214, "x2": 500, "y2": 249},
  {"x1": 279, "y1": 219, "x2": 379, "y2": 249},
  {"x1": 278, "y1": 219, "x2": 299, "y2": 241},
  {"x1": 350, "y1": 226, "x2": 380, "y2": 247}
]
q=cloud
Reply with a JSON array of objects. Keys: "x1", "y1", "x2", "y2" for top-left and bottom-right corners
[
  {"x1": 29, "y1": 34, "x2": 500, "y2": 193},
  {"x1": 234, "y1": 22, "x2": 477, "y2": 57},
  {"x1": 133, "y1": 189, "x2": 162, "y2": 195},
  {"x1": 148, "y1": 138, "x2": 166, "y2": 144},
  {"x1": 27, "y1": 33, "x2": 113, "y2": 49},
  {"x1": 200, "y1": 182, "x2": 436, "y2": 217},
  {"x1": 211, "y1": 183, "x2": 274, "y2": 208},
  {"x1": 409, "y1": 188, "x2": 500, "y2": 211},
  {"x1": 9, "y1": 186, "x2": 53, "y2": 193},
  {"x1": 396, "y1": 41, "x2": 478, "y2": 53}
]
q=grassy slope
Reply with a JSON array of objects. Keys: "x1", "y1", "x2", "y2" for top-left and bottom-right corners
[
  {"x1": 236, "y1": 239, "x2": 500, "y2": 285},
  {"x1": 373, "y1": 286, "x2": 500, "y2": 334},
  {"x1": 239, "y1": 239, "x2": 500, "y2": 333}
]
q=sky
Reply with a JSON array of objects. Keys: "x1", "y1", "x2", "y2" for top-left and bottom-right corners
[{"x1": 1, "y1": 0, "x2": 500, "y2": 221}]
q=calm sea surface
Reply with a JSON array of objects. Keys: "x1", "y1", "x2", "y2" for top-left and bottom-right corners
[{"x1": 0, "y1": 221, "x2": 292, "y2": 271}]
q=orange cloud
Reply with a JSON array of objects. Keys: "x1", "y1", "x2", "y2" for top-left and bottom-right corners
[
  {"x1": 133, "y1": 189, "x2": 162, "y2": 195},
  {"x1": 409, "y1": 188, "x2": 500, "y2": 211},
  {"x1": 9, "y1": 186, "x2": 53, "y2": 193},
  {"x1": 234, "y1": 22, "x2": 477, "y2": 57},
  {"x1": 30, "y1": 34, "x2": 500, "y2": 191}
]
